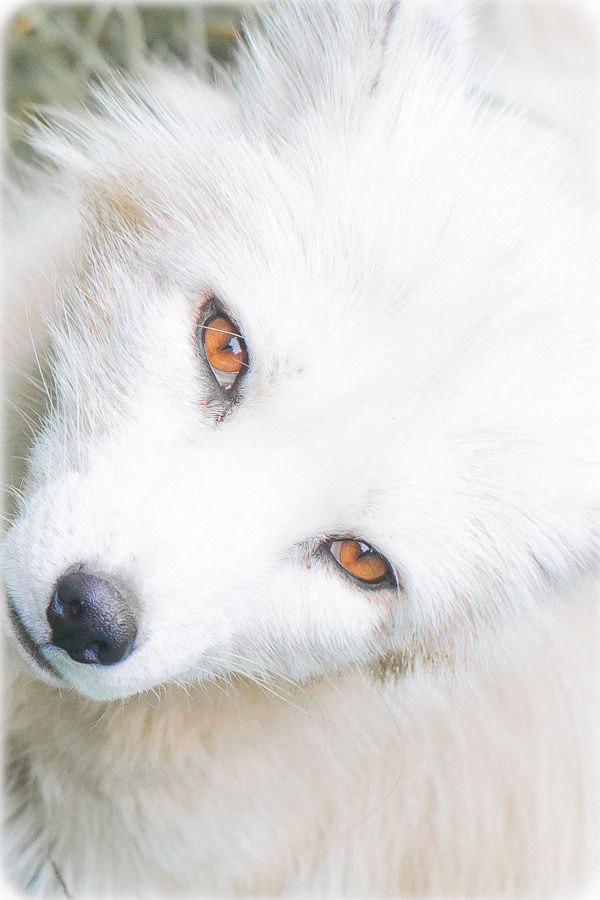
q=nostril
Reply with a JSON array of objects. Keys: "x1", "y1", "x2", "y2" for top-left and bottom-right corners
[
  {"x1": 47, "y1": 570, "x2": 137, "y2": 667},
  {"x1": 80, "y1": 641, "x2": 105, "y2": 665},
  {"x1": 49, "y1": 592, "x2": 85, "y2": 621}
]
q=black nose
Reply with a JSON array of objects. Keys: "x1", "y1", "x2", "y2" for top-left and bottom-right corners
[{"x1": 47, "y1": 571, "x2": 137, "y2": 665}]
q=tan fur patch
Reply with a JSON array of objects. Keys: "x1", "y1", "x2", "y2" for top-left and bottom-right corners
[{"x1": 87, "y1": 178, "x2": 152, "y2": 237}]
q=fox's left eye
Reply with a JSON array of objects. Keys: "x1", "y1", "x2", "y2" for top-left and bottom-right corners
[
  {"x1": 200, "y1": 311, "x2": 248, "y2": 392},
  {"x1": 329, "y1": 539, "x2": 395, "y2": 586}
]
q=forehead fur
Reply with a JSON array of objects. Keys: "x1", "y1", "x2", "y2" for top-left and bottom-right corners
[
  {"x1": 39, "y1": 0, "x2": 564, "y2": 290},
  {"x1": 41, "y1": 2, "x2": 473, "y2": 244}
]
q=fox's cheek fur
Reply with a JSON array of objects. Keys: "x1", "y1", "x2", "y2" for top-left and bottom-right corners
[{"x1": 4, "y1": 412, "x2": 397, "y2": 700}]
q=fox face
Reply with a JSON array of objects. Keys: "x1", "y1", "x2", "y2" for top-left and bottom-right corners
[{"x1": 4, "y1": 1, "x2": 598, "y2": 702}]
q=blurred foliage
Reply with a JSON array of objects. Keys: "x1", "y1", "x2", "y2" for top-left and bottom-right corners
[{"x1": 3, "y1": 4, "x2": 251, "y2": 167}]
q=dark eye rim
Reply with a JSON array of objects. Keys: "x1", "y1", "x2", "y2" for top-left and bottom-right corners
[
  {"x1": 196, "y1": 296, "x2": 249, "y2": 396},
  {"x1": 324, "y1": 536, "x2": 398, "y2": 590}
]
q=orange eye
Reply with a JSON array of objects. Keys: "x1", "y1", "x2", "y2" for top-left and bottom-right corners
[
  {"x1": 201, "y1": 313, "x2": 248, "y2": 391},
  {"x1": 329, "y1": 539, "x2": 393, "y2": 585}
]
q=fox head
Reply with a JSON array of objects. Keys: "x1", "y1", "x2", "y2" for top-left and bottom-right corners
[{"x1": 4, "y1": 1, "x2": 598, "y2": 701}]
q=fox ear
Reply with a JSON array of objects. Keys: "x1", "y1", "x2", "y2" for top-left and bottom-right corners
[
  {"x1": 237, "y1": 1, "x2": 473, "y2": 135},
  {"x1": 415, "y1": 0, "x2": 472, "y2": 62},
  {"x1": 373, "y1": 0, "x2": 473, "y2": 90}
]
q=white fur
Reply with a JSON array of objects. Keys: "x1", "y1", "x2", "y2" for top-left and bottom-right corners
[{"x1": 2, "y1": 1, "x2": 599, "y2": 895}]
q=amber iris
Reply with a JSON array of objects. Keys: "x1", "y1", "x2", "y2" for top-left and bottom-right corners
[
  {"x1": 203, "y1": 314, "x2": 247, "y2": 374},
  {"x1": 330, "y1": 539, "x2": 392, "y2": 584}
]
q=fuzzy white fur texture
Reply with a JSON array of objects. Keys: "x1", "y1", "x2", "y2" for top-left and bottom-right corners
[{"x1": 2, "y1": 1, "x2": 600, "y2": 896}]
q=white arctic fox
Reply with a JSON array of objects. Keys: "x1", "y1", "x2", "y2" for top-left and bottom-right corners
[{"x1": 2, "y1": 1, "x2": 599, "y2": 895}]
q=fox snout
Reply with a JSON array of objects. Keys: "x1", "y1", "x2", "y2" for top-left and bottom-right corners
[{"x1": 47, "y1": 569, "x2": 137, "y2": 666}]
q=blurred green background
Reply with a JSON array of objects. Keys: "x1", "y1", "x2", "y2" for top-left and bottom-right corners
[{"x1": 3, "y1": 3, "x2": 250, "y2": 169}]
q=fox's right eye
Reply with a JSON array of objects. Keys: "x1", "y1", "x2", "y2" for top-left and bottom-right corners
[
  {"x1": 199, "y1": 310, "x2": 249, "y2": 392},
  {"x1": 329, "y1": 539, "x2": 395, "y2": 587}
]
